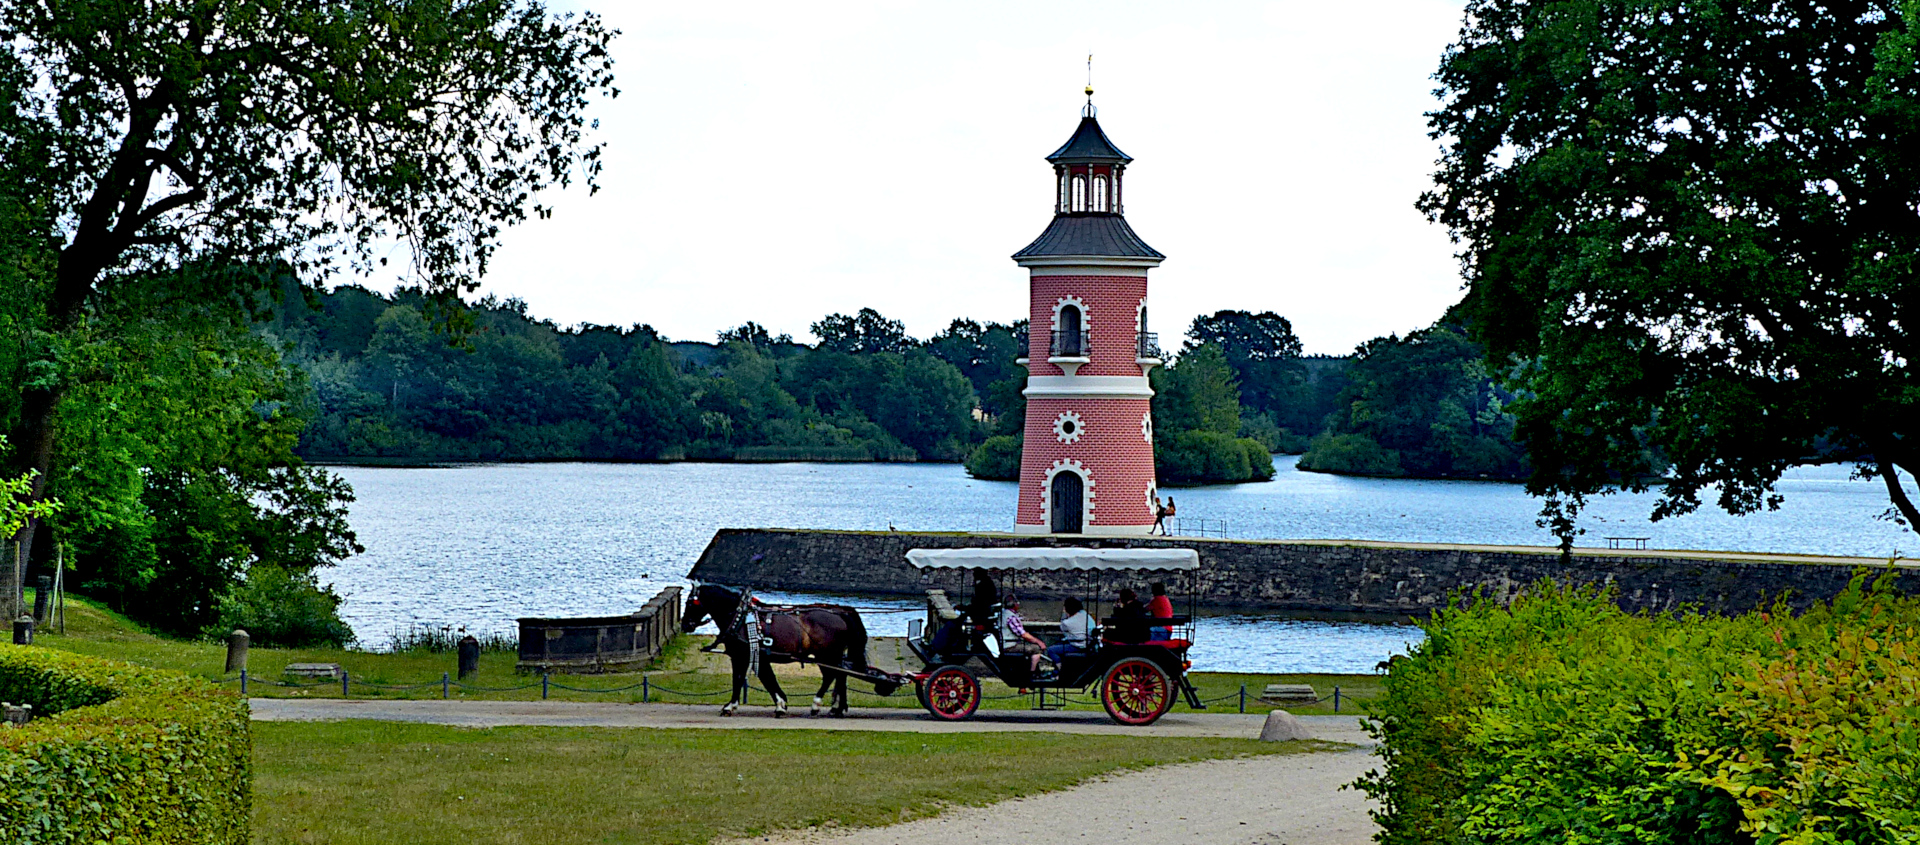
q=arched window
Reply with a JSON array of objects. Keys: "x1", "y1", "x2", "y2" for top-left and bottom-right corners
[
  {"x1": 1056, "y1": 305, "x2": 1084, "y2": 356},
  {"x1": 1059, "y1": 172, "x2": 1070, "y2": 212},
  {"x1": 1071, "y1": 176, "x2": 1086, "y2": 212},
  {"x1": 1092, "y1": 176, "x2": 1108, "y2": 212}
]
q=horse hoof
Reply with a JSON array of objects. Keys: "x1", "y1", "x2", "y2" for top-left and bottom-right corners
[
  {"x1": 774, "y1": 709, "x2": 786, "y2": 718},
  {"x1": 720, "y1": 710, "x2": 734, "y2": 717}
]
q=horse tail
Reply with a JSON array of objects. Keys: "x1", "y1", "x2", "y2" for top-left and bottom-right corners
[{"x1": 843, "y1": 609, "x2": 871, "y2": 672}]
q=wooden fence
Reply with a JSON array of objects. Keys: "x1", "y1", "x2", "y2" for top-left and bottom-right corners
[{"x1": 515, "y1": 586, "x2": 682, "y2": 674}]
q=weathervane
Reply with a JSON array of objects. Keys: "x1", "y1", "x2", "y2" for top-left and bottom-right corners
[{"x1": 1083, "y1": 54, "x2": 1096, "y2": 117}]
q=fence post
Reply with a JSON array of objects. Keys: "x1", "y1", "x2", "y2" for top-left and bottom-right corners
[
  {"x1": 225, "y1": 629, "x2": 249, "y2": 674},
  {"x1": 542, "y1": 672, "x2": 549, "y2": 700},
  {"x1": 240, "y1": 669, "x2": 248, "y2": 696},
  {"x1": 642, "y1": 675, "x2": 649, "y2": 703},
  {"x1": 1333, "y1": 686, "x2": 1341, "y2": 713},
  {"x1": 457, "y1": 635, "x2": 480, "y2": 680},
  {"x1": 442, "y1": 672, "x2": 450, "y2": 699},
  {"x1": 341, "y1": 671, "x2": 349, "y2": 698},
  {"x1": 1238, "y1": 683, "x2": 1246, "y2": 714}
]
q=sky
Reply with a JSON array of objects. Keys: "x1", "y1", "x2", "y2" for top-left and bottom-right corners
[{"x1": 383, "y1": 1, "x2": 1473, "y2": 356}]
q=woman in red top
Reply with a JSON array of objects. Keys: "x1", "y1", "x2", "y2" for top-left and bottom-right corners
[{"x1": 1147, "y1": 582, "x2": 1174, "y2": 641}]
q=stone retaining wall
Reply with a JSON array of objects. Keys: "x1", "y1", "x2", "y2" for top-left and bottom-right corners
[{"x1": 688, "y1": 529, "x2": 1913, "y2": 617}]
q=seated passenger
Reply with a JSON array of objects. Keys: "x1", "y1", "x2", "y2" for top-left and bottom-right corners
[
  {"x1": 1147, "y1": 581, "x2": 1174, "y2": 641},
  {"x1": 1000, "y1": 598, "x2": 1047, "y2": 670},
  {"x1": 1042, "y1": 597, "x2": 1094, "y2": 676},
  {"x1": 1108, "y1": 588, "x2": 1150, "y2": 644}
]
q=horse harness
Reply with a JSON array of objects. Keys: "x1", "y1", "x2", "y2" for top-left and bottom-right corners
[{"x1": 709, "y1": 589, "x2": 829, "y2": 679}]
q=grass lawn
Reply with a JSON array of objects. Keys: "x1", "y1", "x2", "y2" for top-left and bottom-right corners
[
  {"x1": 253, "y1": 720, "x2": 1326, "y2": 845},
  {"x1": 32, "y1": 593, "x2": 1381, "y2": 715}
]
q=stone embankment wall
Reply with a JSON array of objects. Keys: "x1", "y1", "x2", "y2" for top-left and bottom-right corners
[{"x1": 688, "y1": 529, "x2": 1914, "y2": 617}]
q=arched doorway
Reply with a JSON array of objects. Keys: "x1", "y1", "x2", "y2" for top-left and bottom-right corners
[{"x1": 1050, "y1": 472, "x2": 1084, "y2": 534}]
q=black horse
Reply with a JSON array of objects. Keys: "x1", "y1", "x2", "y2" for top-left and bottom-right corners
[{"x1": 679, "y1": 584, "x2": 894, "y2": 717}]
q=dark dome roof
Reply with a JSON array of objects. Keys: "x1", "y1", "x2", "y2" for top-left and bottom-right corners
[
  {"x1": 1012, "y1": 214, "x2": 1163, "y2": 260},
  {"x1": 1046, "y1": 116, "x2": 1132, "y2": 164}
]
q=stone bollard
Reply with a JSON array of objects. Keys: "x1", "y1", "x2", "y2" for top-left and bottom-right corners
[
  {"x1": 1259, "y1": 709, "x2": 1312, "y2": 742},
  {"x1": 12, "y1": 614, "x2": 33, "y2": 646},
  {"x1": 457, "y1": 634, "x2": 481, "y2": 680},
  {"x1": 2, "y1": 702, "x2": 31, "y2": 727},
  {"x1": 225, "y1": 629, "x2": 250, "y2": 674},
  {"x1": 32, "y1": 576, "x2": 50, "y2": 624}
]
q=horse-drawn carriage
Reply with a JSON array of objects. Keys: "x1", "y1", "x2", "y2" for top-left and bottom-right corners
[
  {"x1": 681, "y1": 546, "x2": 1204, "y2": 727},
  {"x1": 902, "y1": 547, "x2": 1203, "y2": 726}
]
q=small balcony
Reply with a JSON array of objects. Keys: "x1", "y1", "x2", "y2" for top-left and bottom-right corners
[
  {"x1": 1049, "y1": 329, "x2": 1090, "y2": 359},
  {"x1": 1049, "y1": 329, "x2": 1089, "y2": 376},
  {"x1": 1136, "y1": 331, "x2": 1164, "y2": 361}
]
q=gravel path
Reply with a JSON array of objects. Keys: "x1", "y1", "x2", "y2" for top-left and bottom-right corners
[
  {"x1": 721, "y1": 748, "x2": 1382, "y2": 845},
  {"x1": 248, "y1": 698, "x2": 1372, "y2": 742},
  {"x1": 250, "y1": 699, "x2": 1382, "y2": 843}
]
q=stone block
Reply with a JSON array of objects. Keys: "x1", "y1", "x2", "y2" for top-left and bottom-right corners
[{"x1": 1259, "y1": 709, "x2": 1311, "y2": 742}]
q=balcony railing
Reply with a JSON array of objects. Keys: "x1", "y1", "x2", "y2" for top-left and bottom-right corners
[
  {"x1": 1049, "y1": 329, "x2": 1089, "y2": 358},
  {"x1": 1136, "y1": 331, "x2": 1163, "y2": 360}
]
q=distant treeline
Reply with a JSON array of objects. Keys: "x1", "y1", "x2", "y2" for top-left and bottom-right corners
[{"x1": 260, "y1": 281, "x2": 1530, "y2": 482}]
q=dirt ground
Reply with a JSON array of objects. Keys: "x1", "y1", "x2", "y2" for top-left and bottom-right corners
[{"x1": 719, "y1": 747, "x2": 1382, "y2": 845}]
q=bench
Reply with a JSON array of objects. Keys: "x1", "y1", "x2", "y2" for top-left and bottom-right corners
[{"x1": 1605, "y1": 537, "x2": 1651, "y2": 550}]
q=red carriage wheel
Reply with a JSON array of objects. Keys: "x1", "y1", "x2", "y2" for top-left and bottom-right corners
[
  {"x1": 922, "y1": 664, "x2": 981, "y2": 721},
  {"x1": 1101, "y1": 657, "x2": 1174, "y2": 726}
]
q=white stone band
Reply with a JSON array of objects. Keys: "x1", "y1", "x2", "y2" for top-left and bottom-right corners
[{"x1": 1024, "y1": 375, "x2": 1154, "y2": 399}]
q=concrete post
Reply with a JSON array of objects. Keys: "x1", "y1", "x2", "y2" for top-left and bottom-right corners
[
  {"x1": 457, "y1": 634, "x2": 480, "y2": 680},
  {"x1": 32, "y1": 576, "x2": 50, "y2": 624},
  {"x1": 12, "y1": 614, "x2": 33, "y2": 645},
  {"x1": 225, "y1": 629, "x2": 250, "y2": 674}
]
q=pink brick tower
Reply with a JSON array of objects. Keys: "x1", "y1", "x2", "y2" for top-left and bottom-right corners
[{"x1": 1011, "y1": 95, "x2": 1165, "y2": 535}]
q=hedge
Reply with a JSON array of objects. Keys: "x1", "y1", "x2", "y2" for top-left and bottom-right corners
[
  {"x1": 1359, "y1": 573, "x2": 1920, "y2": 845},
  {"x1": 0, "y1": 645, "x2": 249, "y2": 845}
]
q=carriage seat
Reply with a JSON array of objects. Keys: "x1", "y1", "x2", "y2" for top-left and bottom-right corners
[
  {"x1": 924, "y1": 590, "x2": 960, "y2": 622},
  {"x1": 1141, "y1": 638, "x2": 1192, "y2": 650}
]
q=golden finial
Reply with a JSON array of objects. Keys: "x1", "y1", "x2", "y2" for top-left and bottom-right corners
[{"x1": 1085, "y1": 54, "x2": 1094, "y2": 98}]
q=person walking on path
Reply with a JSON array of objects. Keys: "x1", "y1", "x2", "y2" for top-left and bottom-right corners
[{"x1": 1151, "y1": 495, "x2": 1167, "y2": 535}]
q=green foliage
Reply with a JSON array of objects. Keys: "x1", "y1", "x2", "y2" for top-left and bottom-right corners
[
  {"x1": 0, "y1": 437, "x2": 58, "y2": 540},
  {"x1": 0, "y1": 646, "x2": 249, "y2": 845},
  {"x1": 1302, "y1": 323, "x2": 1525, "y2": 480},
  {"x1": 811, "y1": 308, "x2": 915, "y2": 355},
  {"x1": 1149, "y1": 343, "x2": 1277, "y2": 484},
  {"x1": 282, "y1": 292, "x2": 986, "y2": 464},
  {"x1": 212, "y1": 565, "x2": 353, "y2": 649},
  {"x1": 1360, "y1": 574, "x2": 1920, "y2": 845},
  {"x1": 964, "y1": 434, "x2": 1022, "y2": 480},
  {"x1": 42, "y1": 275, "x2": 360, "y2": 636},
  {"x1": 1426, "y1": 0, "x2": 1920, "y2": 529}
]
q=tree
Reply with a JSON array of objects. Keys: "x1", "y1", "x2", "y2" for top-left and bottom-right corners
[
  {"x1": 1426, "y1": 0, "x2": 1920, "y2": 535},
  {"x1": 718, "y1": 322, "x2": 794, "y2": 355},
  {"x1": 811, "y1": 308, "x2": 915, "y2": 355},
  {"x1": 1185, "y1": 310, "x2": 1311, "y2": 431},
  {"x1": 1151, "y1": 344, "x2": 1276, "y2": 483},
  {"x1": 1, "y1": 0, "x2": 617, "y2": 563},
  {"x1": 1298, "y1": 324, "x2": 1524, "y2": 480}
]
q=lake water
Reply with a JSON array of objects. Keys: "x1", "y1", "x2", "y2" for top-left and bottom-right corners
[{"x1": 323, "y1": 457, "x2": 1914, "y2": 673}]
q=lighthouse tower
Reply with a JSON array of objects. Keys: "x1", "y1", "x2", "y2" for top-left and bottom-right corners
[{"x1": 1012, "y1": 94, "x2": 1164, "y2": 535}]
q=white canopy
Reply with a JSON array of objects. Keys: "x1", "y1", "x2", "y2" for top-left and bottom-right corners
[{"x1": 905, "y1": 547, "x2": 1200, "y2": 572}]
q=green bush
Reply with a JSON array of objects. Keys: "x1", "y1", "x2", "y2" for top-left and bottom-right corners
[
  {"x1": 0, "y1": 646, "x2": 249, "y2": 845},
  {"x1": 964, "y1": 435, "x2": 1022, "y2": 480},
  {"x1": 1297, "y1": 432, "x2": 1403, "y2": 476},
  {"x1": 212, "y1": 564, "x2": 354, "y2": 648},
  {"x1": 1360, "y1": 574, "x2": 1920, "y2": 845}
]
